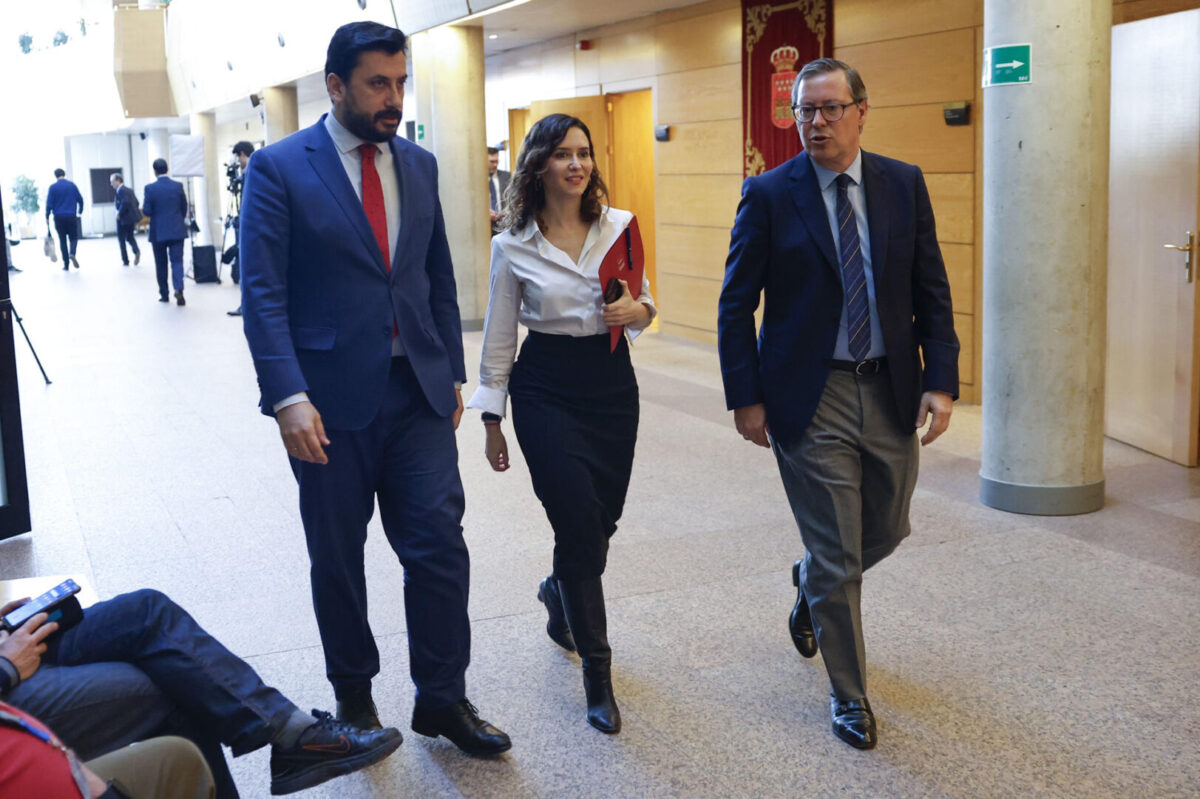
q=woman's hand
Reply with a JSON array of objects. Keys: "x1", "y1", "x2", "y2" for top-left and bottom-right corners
[
  {"x1": 485, "y1": 425, "x2": 510, "y2": 471},
  {"x1": 602, "y1": 279, "x2": 652, "y2": 330}
]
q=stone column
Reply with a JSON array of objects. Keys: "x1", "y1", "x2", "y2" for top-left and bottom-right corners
[
  {"x1": 188, "y1": 111, "x2": 220, "y2": 247},
  {"x1": 262, "y1": 85, "x2": 299, "y2": 144},
  {"x1": 979, "y1": 0, "x2": 1110, "y2": 515},
  {"x1": 146, "y1": 128, "x2": 169, "y2": 183},
  {"x1": 410, "y1": 25, "x2": 490, "y2": 326}
]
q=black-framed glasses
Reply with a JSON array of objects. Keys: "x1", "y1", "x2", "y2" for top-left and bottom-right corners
[{"x1": 792, "y1": 101, "x2": 860, "y2": 123}]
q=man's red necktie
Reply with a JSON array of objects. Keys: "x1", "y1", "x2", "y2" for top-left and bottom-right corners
[{"x1": 358, "y1": 143, "x2": 391, "y2": 272}]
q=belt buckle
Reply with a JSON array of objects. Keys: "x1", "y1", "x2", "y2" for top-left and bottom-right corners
[{"x1": 854, "y1": 359, "x2": 877, "y2": 376}]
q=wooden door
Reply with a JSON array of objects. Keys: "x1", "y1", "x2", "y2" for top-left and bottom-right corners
[
  {"x1": 607, "y1": 90, "x2": 658, "y2": 305},
  {"x1": 507, "y1": 107, "x2": 531, "y2": 167},
  {"x1": 529, "y1": 96, "x2": 610, "y2": 179},
  {"x1": 1106, "y1": 9, "x2": 1200, "y2": 464}
]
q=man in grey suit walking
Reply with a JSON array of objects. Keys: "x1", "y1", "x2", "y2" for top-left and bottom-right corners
[{"x1": 718, "y1": 58, "x2": 958, "y2": 749}]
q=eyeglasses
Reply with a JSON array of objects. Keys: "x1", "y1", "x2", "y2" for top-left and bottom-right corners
[{"x1": 791, "y1": 101, "x2": 861, "y2": 123}]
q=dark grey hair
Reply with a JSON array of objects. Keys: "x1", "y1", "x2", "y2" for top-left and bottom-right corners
[{"x1": 791, "y1": 58, "x2": 868, "y2": 105}]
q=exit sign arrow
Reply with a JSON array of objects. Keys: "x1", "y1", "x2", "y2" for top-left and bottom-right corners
[
  {"x1": 995, "y1": 59, "x2": 1024, "y2": 69},
  {"x1": 983, "y1": 43, "x2": 1032, "y2": 87}
]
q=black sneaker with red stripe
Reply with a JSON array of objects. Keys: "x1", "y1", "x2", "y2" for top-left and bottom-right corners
[{"x1": 269, "y1": 709, "x2": 403, "y2": 795}]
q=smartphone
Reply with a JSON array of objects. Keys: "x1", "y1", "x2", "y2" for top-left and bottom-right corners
[{"x1": 2, "y1": 579, "x2": 83, "y2": 633}]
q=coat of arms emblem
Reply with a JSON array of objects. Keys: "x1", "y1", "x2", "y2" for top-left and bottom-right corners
[{"x1": 771, "y1": 45, "x2": 799, "y2": 130}]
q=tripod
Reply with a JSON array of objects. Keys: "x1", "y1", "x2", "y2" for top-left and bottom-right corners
[
  {"x1": 220, "y1": 188, "x2": 241, "y2": 285},
  {"x1": 2, "y1": 301, "x2": 51, "y2": 385}
]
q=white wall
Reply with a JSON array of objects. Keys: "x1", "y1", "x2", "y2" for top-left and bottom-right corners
[{"x1": 64, "y1": 133, "x2": 141, "y2": 236}]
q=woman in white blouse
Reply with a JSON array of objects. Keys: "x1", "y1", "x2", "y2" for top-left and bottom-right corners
[{"x1": 467, "y1": 114, "x2": 656, "y2": 734}]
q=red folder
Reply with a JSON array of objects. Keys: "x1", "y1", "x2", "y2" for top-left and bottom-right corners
[{"x1": 598, "y1": 216, "x2": 644, "y2": 352}]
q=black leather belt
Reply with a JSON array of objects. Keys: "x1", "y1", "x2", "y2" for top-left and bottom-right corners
[{"x1": 826, "y1": 357, "x2": 887, "y2": 376}]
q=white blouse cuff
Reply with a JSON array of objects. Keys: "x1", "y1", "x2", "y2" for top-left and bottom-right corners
[{"x1": 466, "y1": 384, "x2": 509, "y2": 417}]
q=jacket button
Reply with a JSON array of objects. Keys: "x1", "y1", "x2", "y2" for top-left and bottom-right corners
[{"x1": 383, "y1": 326, "x2": 391, "y2": 335}]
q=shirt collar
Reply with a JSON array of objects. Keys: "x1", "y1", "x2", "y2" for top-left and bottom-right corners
[
  {"x1": 811, "y1": 149, "x2": 863, "y2": 191},
  {"x1": 324, "y1": 111, "x2": 381, "y2": 158}
]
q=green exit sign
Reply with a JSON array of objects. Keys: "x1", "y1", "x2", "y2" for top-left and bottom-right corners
[{"x1": 983, "y1": 43, "x2": 1031, "y2": 87}]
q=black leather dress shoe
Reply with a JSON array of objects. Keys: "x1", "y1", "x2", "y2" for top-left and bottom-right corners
[
  {"x1": 336, "y1": 690, "x2": 382, "y2": 731},
  {"x1": 789, "y1": 559, "x2": 817, "y2": 658},
  {"x1": 411, "y1": 699, "x2": 511, "y2": 756},
  {"x1": 269, "y1": 709, "x2": 402, "y2": 795},
  {"x1": 830, "y1": 696, "x2": 877, "y2": 750}
]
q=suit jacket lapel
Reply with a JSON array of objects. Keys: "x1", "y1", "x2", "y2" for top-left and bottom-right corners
[
  {"x1": 788, "y1": 154, "x2": 839, "y2": 274},
  {"x1": 861, "y1": 151, "x2": 890, "y2": 282},
  {"x1": 305, "y1": 121, "x2": 387, "y2": 274},
  {"x1": 388, "y1": 138, "x2": 417, "y2": 279}
]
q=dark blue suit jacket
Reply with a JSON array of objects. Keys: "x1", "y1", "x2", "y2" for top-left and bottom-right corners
[
  {"x1": 718, "y1": 150, "x2": 959, "y2": 446},
  {"x1": 141, "y1": 177, "x2": 188, "y2": 243},
  {"x1": 114, "y1": 184, "x2": 141, "y2": 226},
  {"x1": 238, "y1": 116, "x2": 466, "y2": 431}
]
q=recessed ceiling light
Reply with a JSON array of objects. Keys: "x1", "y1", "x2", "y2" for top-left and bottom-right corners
[{"x1": 488, "y1": 34, "x2": 499, "y2": 39}]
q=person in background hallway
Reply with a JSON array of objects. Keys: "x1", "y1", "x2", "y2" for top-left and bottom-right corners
[
  {"x1": 227, "y1": 140, "x2": 254, "y2": 318},
  {"x1": 239, "y1": 20, "x2": 510, "y2": 756},
  {"x1": 110, "y1": 174, "x2": 141, "y2": 267},
  {"x1": 142, "y1": 158, "x2": 189, "y2": 306},
  {"x1": 487, "y1": 146, "x2": 510, "y2": 236},
  {"x1": 468, "y1": 113, "x2": 656, "y2": 735},
  {"x1": 45, "y1": 168, "x2": 84, "y2": 270},
  {"x1": 718, "y1": 58, "x2": 959, "y2": 750},
  {"x1": 0, "y1": 590, "x2": 402, "y2": 797}
]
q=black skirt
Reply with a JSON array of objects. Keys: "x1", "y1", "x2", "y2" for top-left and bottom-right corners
[{"x1": 509, "y1": 331, "x2": 639, "y2": 579}]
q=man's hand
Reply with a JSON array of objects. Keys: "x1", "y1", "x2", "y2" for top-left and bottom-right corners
[
  {"x1": 601, "y1": 280, "x2": 652, "y2": 330},
  {"x1": 452, "y1": 390, "x2": 464, "y2": 430},
  {"x1": 0, "y1": 598, "x2": 29, "y2": 618},
  {"x1": 489, "y1": 209, "x2": 501, "y2": 222},
  {"x1": 915, "y1": 390, "x2": 953, "y2": 446},
  {"x1": 0, "y1": 611, "x2": 58, "y2": 680},
  {"x1": 734, "y1": 403, "x2": 771, "y2": 448},
  {"x1": 276, "y1": 401, "x2": 330, "y2": 464}
]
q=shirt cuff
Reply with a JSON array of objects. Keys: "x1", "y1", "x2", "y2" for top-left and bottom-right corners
[
  {"x1": 454, "y1": 382, "x2": 462, "y2": 391},
  {"x1": 272, "y1": 392, "x2": 309, "y2": 414},
  {"x1": 0, "y1": 656, "x2": 19, "y2": 696},
  {"x1": 465, "y1": 384, "x2": 508, "y2": 418}
]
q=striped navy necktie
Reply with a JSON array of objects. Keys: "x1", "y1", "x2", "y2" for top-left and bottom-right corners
[{"x1": 836, "y1": 173, "x2": 870, "y2": 361}]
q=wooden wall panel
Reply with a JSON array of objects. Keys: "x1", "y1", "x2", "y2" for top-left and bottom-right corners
[
  {"x1": 655, "y1": 120, "x2": 742, "y2": 175},
  {"x1": 658, "y1": 225, "x2": 732, "y2": 281},
  {"x1": 657, "y1": 273, "x2": 722, "y2": 331},
  {"x1": 596, "y1": 29, "x2": 657, "y2": 85},
  {"x1": 861, "y1": 104, "x2": 974, "y2": 173},
  {"x1": 941, "y1": 243, "x2": 974, "y2": 315},
  {"x1": 657, "y1": 64, "x2": 740, "y2": 124},
  {"x1": 655, "y1": 9, "x2": 741, "y2": 75},
  {"x1": 660, "y1": 321, "x2": 719, "y2": 346},
  {"x1": 955, "y1": 311, "x2": 975, "y2": 387},
  {"x1": 837, "y1": 0, "x2": 981, "y2": 46},
  {"x1": 1113, "y1": 0, "x2": 1200, "y2": 24},
  {"x1": 835, "y1": 28, "x2": 976, "y2": 108},
  {"x1": 657, "y1": 175, "x2": 743, "y2": 229},
  {"x1": 925, "y1": 173, "x2": 974, "y2": 244}
]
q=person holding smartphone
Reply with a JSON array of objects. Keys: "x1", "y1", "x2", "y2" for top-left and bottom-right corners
[{"x1": 467, "y1": 113, "x2": 656, "y2": 735}]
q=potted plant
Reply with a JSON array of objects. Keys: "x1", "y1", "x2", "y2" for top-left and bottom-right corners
[{"x1": 10, "y1": 175, "x2": 39, "y2": 239}]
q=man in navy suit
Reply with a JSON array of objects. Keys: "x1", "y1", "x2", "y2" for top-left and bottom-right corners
[
  {"x1": 44, "y1": 168, "x2": 84, "y2": 270},
  {"x1": 109, "y1": 173, "x2": 141, "y2": 267},
  {"x1": 239, "y1": 21, "x2": 510, "y2": 756},
  {"x1": 718, "y1": 58, "x2": 959, "y2": 750},
  {"x1": 142, "y1": 159, "x2": 189, "y2": 305}
]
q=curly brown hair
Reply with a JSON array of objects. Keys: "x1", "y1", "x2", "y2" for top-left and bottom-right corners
[{"x1": 500, "y1": 113, "x2": 609, "y2": 233}]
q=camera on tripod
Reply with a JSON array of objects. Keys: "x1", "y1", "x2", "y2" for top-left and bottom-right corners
[{"x1": 226, "y1": 159, "x2": 243, "y2": 195}]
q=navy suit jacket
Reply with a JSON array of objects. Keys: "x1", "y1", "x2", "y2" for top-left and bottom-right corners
[
  {"x1": 238, "y1": 116, "x2": 466, "y2": 431},
  {"x1": 114, "y1": 184, "x2": 141, "y2": 226},
  {"x1": 141, "y1": 177, "x2": 188, "y2": 243},
  {"x1": 718, "y1": 150, "x2": 959, "y2": 446}
]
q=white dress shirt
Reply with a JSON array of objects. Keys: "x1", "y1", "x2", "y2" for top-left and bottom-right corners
[
  {"x1": 274, "y1": 112, "x2": 407, "y2": 414},
  {"x1": 811, "y1": 150, "x2": 886, "y2": 361},
  {"x1": 467, "y1": 207, "x2": 657, "y2": 417}
]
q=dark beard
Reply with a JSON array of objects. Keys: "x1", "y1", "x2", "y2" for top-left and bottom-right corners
[{"x1": 339, "y1": 106, "x2": 400, "y2": 143}]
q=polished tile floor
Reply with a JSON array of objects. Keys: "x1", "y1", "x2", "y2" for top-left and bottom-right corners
[{"x1": 2, "y1": 236, "x2": 1197, "y2": 798}]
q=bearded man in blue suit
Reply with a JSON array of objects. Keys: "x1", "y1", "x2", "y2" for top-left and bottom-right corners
[
  {"x1": 718, "y1": 58, "x2": 959, "y2": 750},
  {"x1": 239, "y1": 21, "x2": 509, "y2": 756}
]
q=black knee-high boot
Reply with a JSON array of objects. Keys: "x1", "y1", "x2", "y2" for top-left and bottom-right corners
[
  {"x1": 537, "y1": 575, "x2": 575, "y2": 651},
  {"x1": 558, "y1": 576, "x2": 621, "y2": 734}
]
